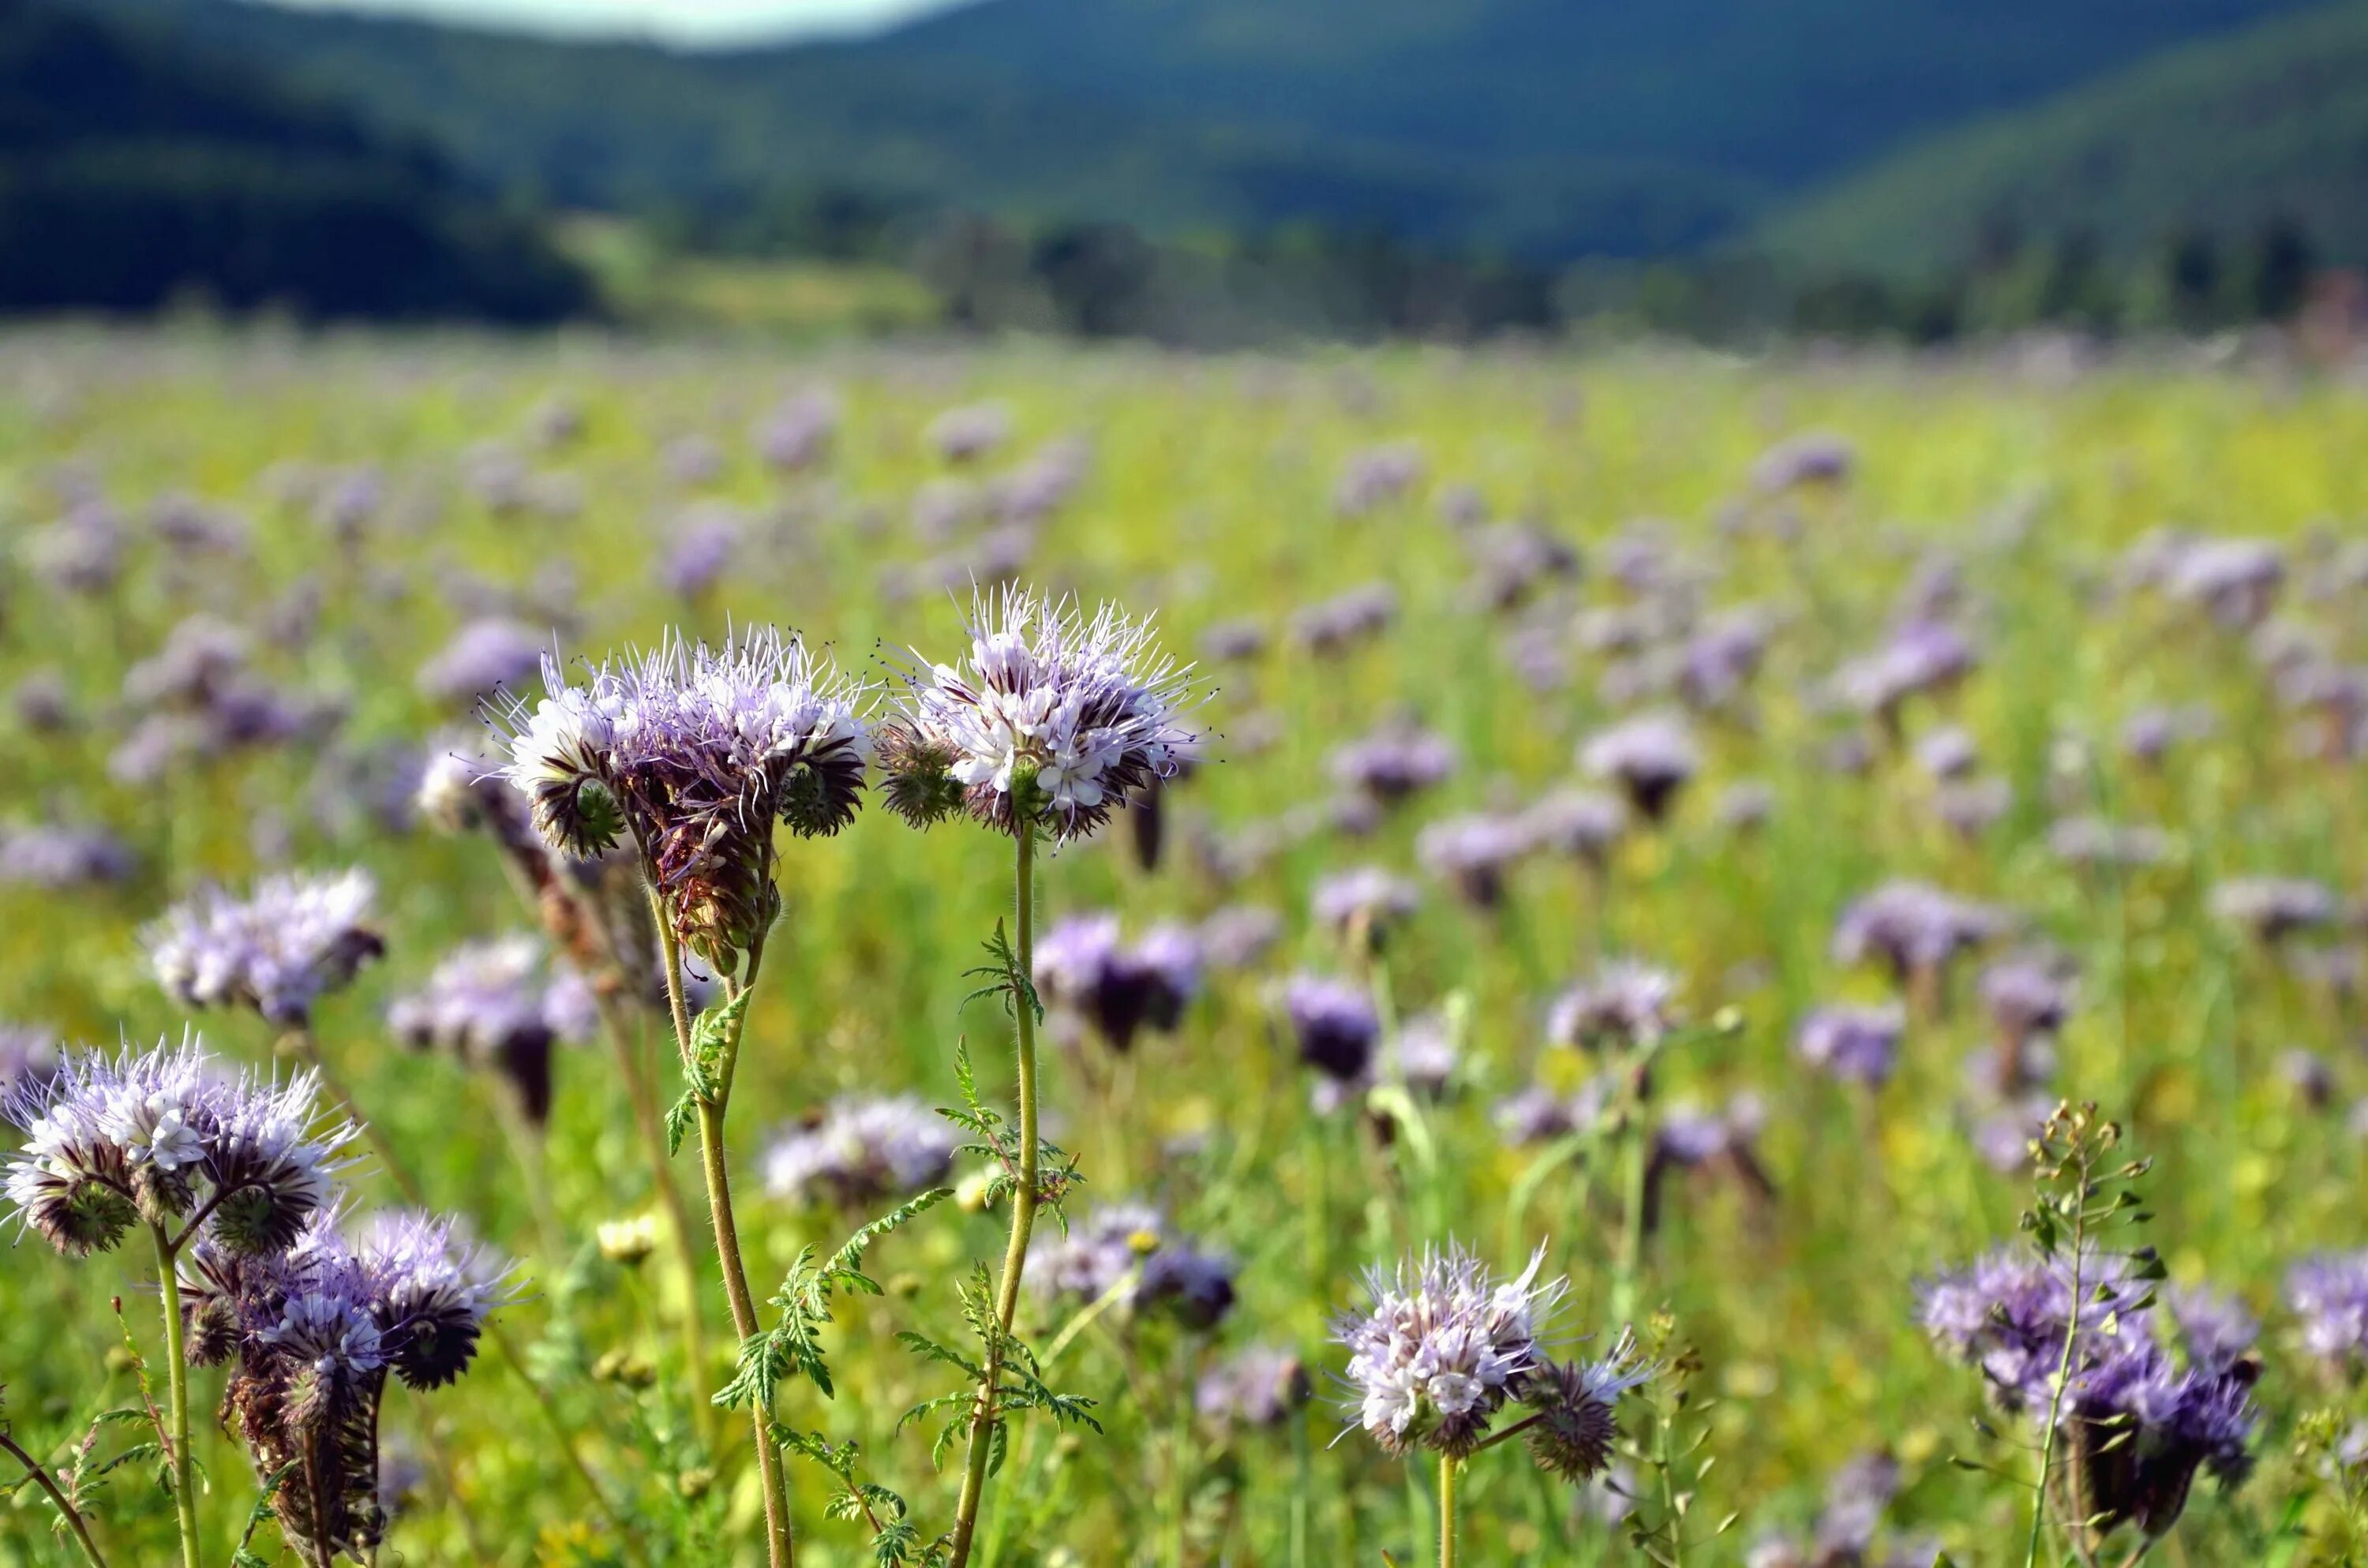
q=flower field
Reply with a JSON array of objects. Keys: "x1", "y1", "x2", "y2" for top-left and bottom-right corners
[{"x1": 4, "y1": 328, "x2": 2367, "y2": 1567}]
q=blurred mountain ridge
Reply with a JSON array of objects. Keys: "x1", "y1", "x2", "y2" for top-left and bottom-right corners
[{"x1": 77, "y1": 0, "x2": 2332, "y2": 260}]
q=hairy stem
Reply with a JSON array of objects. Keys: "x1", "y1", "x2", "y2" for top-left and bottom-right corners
[
  {"x1": 1438, "y1": 1453, "x2": 1459, "y2": 1568},
  {"x1": 949, "y1": 825, "x2": 1041, "y2": 1568},
  {"x1": 600, "y1": 992, "x2": 714, "y2": 1439},
  {"x1": 654, "y1": 895, "x2": 794, "y2": 1568},
  {"x1": 0, "y1": 1431, "x2": 111, "y2": 1568},
  {"x1": 2029, "y1": 1188, "x2": 2089, "y2": 1568},
  {"x1": 149, "y1": 1223, "x2": 201, "y2": 1568}
]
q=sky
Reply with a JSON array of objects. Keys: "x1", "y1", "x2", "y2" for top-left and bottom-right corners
[{"x1": 259, "y1": 0, "x2": 975, "y2": 45}]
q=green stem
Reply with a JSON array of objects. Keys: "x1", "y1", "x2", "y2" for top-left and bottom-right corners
[
  {"x1": 948, "y1": 826, "x2": 1041, "y2": 1568},
  {"x1": 600, "y1": 993, "x2": 714, "y2": 1444},
  {"x1": 0, "y1": 1431, "x2": 111, "y2": 1568},
  {"x1": 1611, "y1": 1056, "x2": 1652, "y2": 1325},
  {"x1": 654, "y1": 896, "x2": 795, "y2": 1568},
  {"x1": 1438, "y1": 1454, "x2": 1459, "y2": 1568},
  {"x1": 2028, "y1": 1198, "x2": 2088, "y2": 1568},
  {"x1": 150, "y1": 1223, "x2": 201, "y2": 1568}
]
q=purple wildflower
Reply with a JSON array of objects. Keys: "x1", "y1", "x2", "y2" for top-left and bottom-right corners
[
  {"x1": 1417, "y1": 813, "x2": 1534, "y2": 908},
  {"x1": 760, "y1": 1095, "x2": 957, "y2": 1208},
  {"x1": 1579, "y1": 711, "x2": 1699, "y2": 823},
  {"x1": 1033, "y1": 914, "x2": 1200, "y2": 1053},
  {"x1": 1752, "y1": 433, "x2": 1854, "y2": 493},
  {"x1": 1794, "y1": 1004, "x2": 1904, "y2": 1088},
  {"x1": 489, "y1": 628, "x2": 870, "y2": 961},
  {"x1": 1196, "y1": 904, "x2": 1283, "y2": 970},
  {"x1": 1523, "y1": 789, "x2": 1628, "y2": 867},
  {"x1": 1548, "y1": 960, "x2": 1680, "y2": 1050},
  {"x1": 2288, "y1": 1253, "x2": 2368, "y2": 1367},
  {"x1": 1330, "y1": 720, "x2": 1455, "y2": 806},
  {"x1": 1334, "y1": 1243, "x2": 1564, "y2": 1458},
  {"x1": 388, "y1": 937, "x2": 585, "y2": 1125},
  {"x1": 5, "y1": 1036, "x2": 352, "y2": 1257},
  {"x1": 418, "y1": 619, "x2": 546, "y2": 705},
  {"x1": 927, "y1": 403, "x2": 1012, "y2": 465},
  {"x1": 1197, "y1": 1345, "x2": 1312, "y2": 1430},
  {"x1": 880, "y1": 586, "x2": 1197, "y2": 844},
  {"x1": 2211, "y1": 878, "x2": 2342, "y2": 943},
  {"x1": 1832, "y1": 881, "x2": 2006, "y2": 989},
  {"x1": 1291, "y1": 583, "x2": 1399, "y2": 656},
  {"x1": 0, "y1": 821, "x2": 136, "y2": 889},
  {"x1": 1283, "y1": 975, "x2": 1381, "y2": 1085},
  {"x1": 146, "y1": 870, "x2": 384, "y2": 1027}
]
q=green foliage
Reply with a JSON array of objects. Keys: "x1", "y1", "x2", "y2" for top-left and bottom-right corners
[
  {"x1": 717, "y1": 1188, "x2": 950, "y2": 1412},
  {"x1": 82, "y1": 0, "x2": 2329, "y2": 263},
  {"x1": 1758, "y1": 2, "x2": 2368, "y2": 275}
]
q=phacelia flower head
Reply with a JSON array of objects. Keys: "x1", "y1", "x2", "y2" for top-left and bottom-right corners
[
  {"x1": 1418, "y1": 812, "x2": 1535, "y2": 909},
  {"x1": 1979, "y1": 952, "x2": 2078, "y2": 1046},
  {"x1": 1030, "y1": 1203, "x2": 1238, "y2": 1328},
  {"x1": 1523, "y1": 788, "x2": 1628, "y2": 867},
  {"x1": 1312, "y1": 866, "x2": 1422, "y2": 947},
  {"x1": 1197, "y1": 1345, "x2": 1313, "y2": 1430},
  {"x1": 1519, "y1": 1329, "x2": 1653, "y2": 1485},
  {"x1": 1579, "y1": 711, "x2": 1699, "y2": 822},
  {"x1": 1283, "y1": 975, "x2": 1381, "y2": 1085},
  {"x1": 1291, "y1": 582, "x2": 1399, "y2": 655},
  {"x1": 1033, "y1": 914, "x2": 1201, "y2": 1053},
  {"x1": 1335, "y1": 1242, "x2": 1565, "y2": 1458},
  {"x1": 0, "y1": 822, "x2": 137, "y2": 889},
  {"x1": 6, "y1": 1037, "x2": 351, "y2": 1257},
  {"x1": 489, "y1": 629, "x2": 871, "y2": 962},
  {"x1": 1834, "y1": 619, "x2": 1979, "y2": 730},
  {"x1": 2210, "y1": 877, "x2": 2342, "y2": 944},
  {"x1": 2288, "y1": 1252, "x2": 2368, "y2": 1368},
  {"x1": 880, "y1": 586, "x2": 1198, "y2": 843},
  {"x1": 388, "y1": 936, "x2": 588, "y2": 1126},
  {"x1": 145, "y1": 870, "x2": 384, "y2": 1027},
  {"x1": 761, "y1": 1095, "x2": 957, "y2": 1209},
  {"x1": 1793, "y1": 1003, "x2": 1905, "y2": 1088},
  {"x1": 1832, "y1": 880, "x2": 2006, "y2": 989},
  {"x1": 1548, "y1": 960, "x2": 1680, "y2": 1051},
  {"x1": 417, "y1": 618, "x2": 546, "y2": 705},
  {"x1": 1330, "y1": 720, "x2": 1456, "y2": 806},
  {"x1": 352, "y1": 1209, "x2": 511, "y2": 1390}
]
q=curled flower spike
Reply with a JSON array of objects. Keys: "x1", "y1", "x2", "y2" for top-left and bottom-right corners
[
  {"x1": 1334, "y1": 1243, "x2": 1565, "y2": 1458},
  {"x1": 145, "y1": 870, "x2": 384, "y2": 1027},
  {"x1": 1520, "y1": 1329, "x2": 1654, "y2": 1485},
  {"x1": 487, "y1": 629, "x2": 871, "y2": 961},
  {"x1": 4, "y1": 1037, "x2": 353, "y2": 1257},
  {"x1": 881, "y1": 585, "x2": 1201, "y2": 842},
  {"x1": 353, "y1": 1209, "x2": 513, "y2": 1390}
]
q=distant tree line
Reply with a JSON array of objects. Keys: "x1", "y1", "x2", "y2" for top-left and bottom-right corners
[
  {"x1": 0, "y1": 0, "x2": 590, "y2": 323},
  {"x1": 867, "y1": 204, "x2": 2340, "y2": 346}
]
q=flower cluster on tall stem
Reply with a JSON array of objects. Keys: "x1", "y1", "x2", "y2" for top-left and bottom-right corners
[
  {"x1": 492, "y1": 626, "x2": 871, "y2": 1568},
  {"x1": 3, "y1": 1035, "x2": 508, "y2": 1568},
  {"x1": 1333, "y1": 1243, "x2": 1650, "y2": 1567},
  {"x1": 879, "y1": 586, "x2": 1200, "y2": 1568}
]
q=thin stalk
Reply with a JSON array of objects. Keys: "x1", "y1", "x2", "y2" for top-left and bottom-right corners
[
  {"x1": 149, "y1": 1223, "x2": 201, "y2": 1568},
  {"x1": 2027, "y1": 1203, "x2": 2089, "y2": 1568},
  {"x1": 0, "y1": 1431, "x2": 111, "y2": 1568},
  {"x1": 653, "y1": 893, "x2": 795, "y2": 1568},
  {"x1": 948, "y1": 825, "x2": 1041, "y2": 1568},
  {"x1": 279, "y1": 1027, "x2": 425, "y2": 1208},
  {"x1": 598, "y1": 993, "x2": 713, "y2": 1439},
  {"x1": 1437, "y1": 1454, "x2": 1459, "y2": 1568},
  {"x1": 481, "y1": 1316, "x2": 646, "y2": 1567},
  {"x1": 1611, "y1": 1057, "x2": 1652, "y2": 1325}
]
